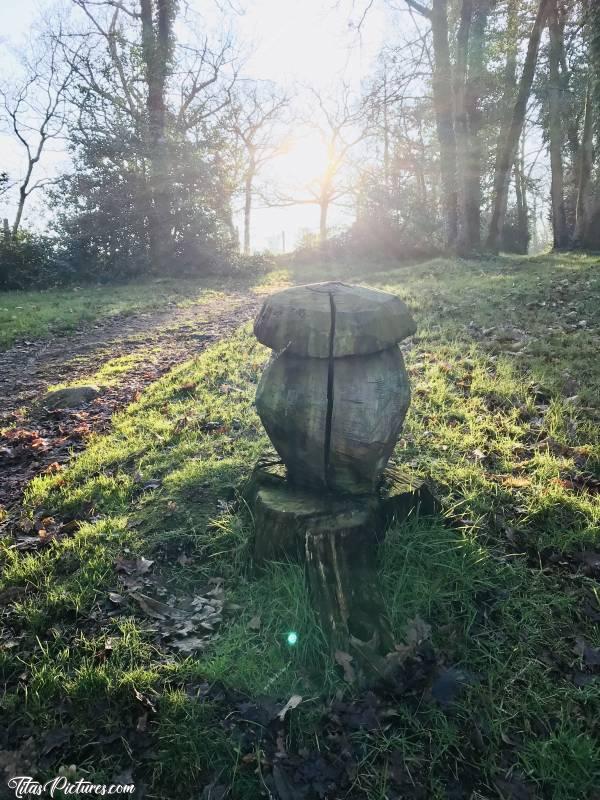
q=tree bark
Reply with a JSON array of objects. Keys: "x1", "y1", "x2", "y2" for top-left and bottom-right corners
[
  {"x1": 577, "y1": 1, "x2": 600, "y2": 249},
  {"x1": 462, "y1": 0, "x2": 490, "y2": 253},
  {"x1": 431, "y1": 0, "x2": 458, "y2": 249},
  {"x1": 574, "y1": 80, "x2": 594, "y2": 245},
  {"x1": 13, "y1": 189, "x2": 27, "y2": 238},
  {"x1": 140, "y1": 0, "x2": 175, "y2": 272},
  {"x1": 487, "y1": 0, "x2": 551, "y2": 252},
  {"x1": 243, "y1": 162, "x2": 255, "y2": 255},
  {"x1": 548, "y1": 0, "x2": 569, "y2": 248},
  {"x1": 319, "y1": 199, "x2": 329, "y2": 244},
  {"x1": 454, "y1": 0, "x2": 473, "y2": 254}
]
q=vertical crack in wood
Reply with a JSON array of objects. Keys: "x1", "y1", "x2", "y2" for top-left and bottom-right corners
[{"x1": 324, "y1": 291, "x2": 336, "y2": 489}]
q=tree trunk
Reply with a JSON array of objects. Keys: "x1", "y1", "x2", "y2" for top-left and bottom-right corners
[
  {"x1": 514, "y1": 143, "x2": 529, "y2": 254},
  {"x1": 548, "y1": 0, "x2": 569, "y2": 248},
  {"x1": 12, "y1": 190, "x2": 27, "y2": 238},
  {"x1": 576, "y1": 0, "x2": 600, "y2": 249},
  {"x1": 13, "y1": 153, "x2": 37, "y2": 237},
  {"x1": 463, "y1": 0, "x2": 490, "y2": 253},
  {"x1": 454, "y1": 0, "x2": 473, "y2": 254},
  {"x1": 574, "y1": 80, "x2": 594, "y2": 246},
  {"x1": 140, "y1": 0, "x2": 174, "y2": 272},
  {"x1": 243, "y1": 166, "x2": 254, "y2": 255},
  {"x1": 487, "y1": 0, "x2": 551, "y2": 252},
  {"x1": 319, "y1": 199, "x2": 329, "y2": 244},
  {"x1": 431, "y1": 0, "x2": 458, "y2": 249}
]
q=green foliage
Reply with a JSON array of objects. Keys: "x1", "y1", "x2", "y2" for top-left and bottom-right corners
[
  {"x1": 0, "y1": 231, "x2": 62, "y2": 290},
  {"x1": 49, "y1": 120, "x2": 236, "y2": 280}
]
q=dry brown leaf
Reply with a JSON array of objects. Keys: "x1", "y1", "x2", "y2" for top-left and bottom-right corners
[
  {"x1": 131, "y1": 592, "x2": 186, "y2": 620},
  {"x1": 501, "y1": 475, "x2": 532, "y2": 488}
]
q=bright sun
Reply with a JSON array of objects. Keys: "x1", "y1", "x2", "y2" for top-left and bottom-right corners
[{"x1": 277, "y1": 132, "x2": 330, "y2": 188}]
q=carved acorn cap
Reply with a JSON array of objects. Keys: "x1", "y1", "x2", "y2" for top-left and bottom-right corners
[{"x1": 254, "y1": 281, "x2": 417, "y2": 358}]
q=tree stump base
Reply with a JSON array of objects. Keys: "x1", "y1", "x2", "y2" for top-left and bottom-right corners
[
  {"x1": 245, "y1": 451, "x2": 439, "y2": 562},
  {"x1": 244, "y1": 453, "x2": 440, "y2": 679}
]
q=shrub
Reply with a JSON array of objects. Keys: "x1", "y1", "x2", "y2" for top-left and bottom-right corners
[{"x1": 0, "y1": 231, "x2": 64, "y2": 290}]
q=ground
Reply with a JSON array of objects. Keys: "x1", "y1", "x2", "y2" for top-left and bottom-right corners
[{"x1": 0, "y1": 253, "x2": 599, "y2": 800}]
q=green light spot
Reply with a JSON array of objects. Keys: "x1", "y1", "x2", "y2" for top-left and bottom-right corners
[{"x1": 286, "y1": 631, "x2": 298, "y2": 646}]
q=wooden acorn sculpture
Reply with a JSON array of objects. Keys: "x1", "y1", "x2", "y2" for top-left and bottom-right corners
[{"x1": 254, "y1": 281, "x2": 416, "y2": 495}]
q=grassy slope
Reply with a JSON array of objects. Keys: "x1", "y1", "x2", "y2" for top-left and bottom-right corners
[
  {"x1": 1, "y1": 254, "x2": 599, "y2": 798},
  {"x1": 0, "y1": 275, "x2": 249, "y2": 350}
]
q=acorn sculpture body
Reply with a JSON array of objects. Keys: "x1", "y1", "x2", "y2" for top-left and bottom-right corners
[
  {"x1": 249, "y1": 281, "x2": 422, "y2": 674},
  {"x1": 254, "y1": 282, "x2": 416, "y2": 495}
]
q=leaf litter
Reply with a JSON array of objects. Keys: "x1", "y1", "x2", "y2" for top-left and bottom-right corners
[{"x1": 111, "y1": 559, "x2": 228, "y2": 654}]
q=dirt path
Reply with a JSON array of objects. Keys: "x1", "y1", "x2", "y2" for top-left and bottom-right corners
[{"x1": 0, "y1": 291, "x2": 262, "y2": 520}]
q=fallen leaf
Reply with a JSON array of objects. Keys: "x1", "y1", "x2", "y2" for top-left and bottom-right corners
[
  {"x1": 170, "y1": 637, "x2": 207, "y2": 653},
  {"x1": 131, "y1": 593, "x2": 186, "y2": 620},
  {"x1": 136, "y1": 714, "x2": 148, "y2": 733},
  {"x1": 501, "y1": 475, "x2": 532, "y2": 489},
  {"x1": 201, "y1": 783, "x2": 229, "y2": 800},
  {"x1": 115, "y1": 556, "x2": 154, "y2": 575},
  {"x1": 334, "y1": 650, "x2": 356, "y2": 683},
  {"x1": 404, "y1": 615, "x2": 432, "y2": 645},
  {"x1": 494, "y1": 774, "x2": 534, "y2": 800},
  {"x1": 41, "y1": 727, "x2": 72, "y2": 755},
  {"x1": 248, "y1": 615, "x2": 261, "y2": 631},
  {"x1": 573, "y1": 637, "x2": 600, "y2": 667},
  {"x1": 133, "y1": 687, "x2": 156, "y2": 713},
  {"x1": 277, "y1": 694, "x2": 302, "y2": 721},
  {"x1": 431, "y1": 668, "x2": 476, "y2": 707}
]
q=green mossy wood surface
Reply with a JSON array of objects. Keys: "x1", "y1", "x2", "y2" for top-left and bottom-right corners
[
  {"x1": 305, "y1": 518, "x2": 396, "y2": 659},
  {"x1": 253, "y1": 281, "x2": 416, "y2": 358},
  {"x1": 248, "y1": 474, "x2": 394, "y2": 659},
  {"x1": 254, "y1": 282, "x2": 415, "y2": 494},
  {"x1": 256, "y1": 348, "x2": 411, "y2": 493},
  {"x1": 246, "y1": 453, "x2": 439, "y2": 563},
  {"x1": 252, "y1": 484, "x2": 381, "y2": 564}
]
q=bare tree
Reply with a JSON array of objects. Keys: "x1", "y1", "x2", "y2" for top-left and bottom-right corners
[
  {"x1": 547, "y1": 0, "x2": 568, "y2": 248},
  {"x1": 60, "y1": 0, "x2": 237, "y2": 269},
  {"x1": 266, "y1": 87, "x2": 365, "y2": 244},
  {"x1": 0, "y1": 34, "x2": 77, "y2": 237},
  {"x1": 574, "y1": 78, "x2": 593, "y2": 244},
  {"x1": 487, "y1": 0, "x2": 551, "y2": 252},
  {"x1": 402, "y1": 0, "x2": 458, "y2": 248},
  {"x1": 228, "y1": 82, "x2": 290, "y2": 254}
]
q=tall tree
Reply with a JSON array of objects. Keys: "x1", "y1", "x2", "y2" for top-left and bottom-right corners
[
  {"x1": 547, "y1": 0, "x2": 568, "y2": 247},
  {"x1": 461, "y1": 0, "x2": 491, "y2": 253},
  {"x1": 267, "y1": 88, "x2": 365, "y2": 244},
  {"x1": 0, "y1": 34, "x2": 76, "y2": 237},
  {"x1": 487, "y1": 0, "x2": 551, "y2": 252},
  {"x1": 57, "y1": 0, "x2": 236, "y2": 274},
  {"x1": 140, "y1": 0, "x2": 178, "y2": 271},
  {"x1": 228, "y1": 83, "x2": 289, "y2": 254},
  {"x1": 574, "y1": 79, "x2": 593, "y2": 245},
  {"x1": 405, "y1": 0, "x2": 458, "y2": 247},
  {"x1": 574, "y1": 0, "x2": 600, "y2": 248}
]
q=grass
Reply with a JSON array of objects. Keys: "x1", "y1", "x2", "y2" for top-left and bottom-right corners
[
  {"x1": 0, "y1": 275, "x2": 247, "y2": 350},
  {"x1": 0, "y1": 253, "x2": 599, "y2": 798}
]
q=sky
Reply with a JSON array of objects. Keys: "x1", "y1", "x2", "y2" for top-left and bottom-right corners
[{"x1": 0, "y1": 0, "x2": 391, "y2": 250}]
